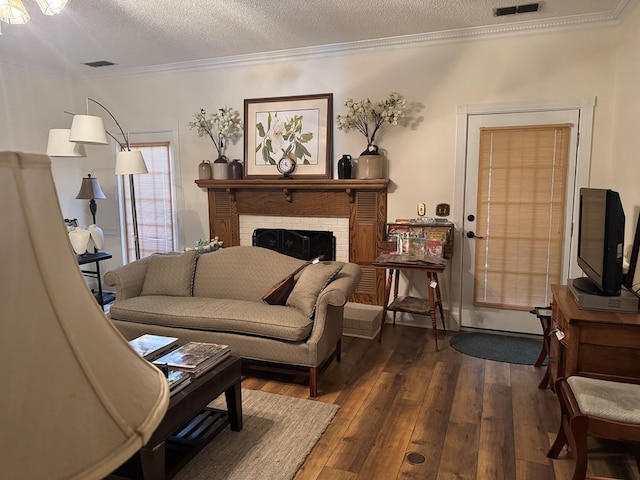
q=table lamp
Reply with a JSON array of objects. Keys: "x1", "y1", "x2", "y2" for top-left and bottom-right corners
[
  {"x1": 75, "y1": 173, "x2": 106, "y2": 225},
  {"x1": 0, "y1": 151, "x2": 169, "y2": 479}
]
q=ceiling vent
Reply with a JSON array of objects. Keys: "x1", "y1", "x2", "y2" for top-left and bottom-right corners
[
  {"x1": 494, "y1": 3, "x2": 540, "y2": 17},
  {"x1": 83, "y1": 60, "x2": 116, "y2": 68}
]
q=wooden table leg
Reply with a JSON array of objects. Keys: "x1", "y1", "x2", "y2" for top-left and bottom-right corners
[
  {"x1": 392, "y1": 269, "x2": 400, "y2": 325},
  {"x1": 139, "y1": 441, "x2": 166, "y2": 480},
  {"x1": 427, "y1": 274, "x2": 439, "y2": 351},
  {"x1": 379, "y1": 268, "x2": 394, "y2": 343},
  {"x1": 225, "y1": 380, "x2": 243, "y2": 431},
  {"x1": 431, "y1": 272, "x2": 446, "y2": 335}
]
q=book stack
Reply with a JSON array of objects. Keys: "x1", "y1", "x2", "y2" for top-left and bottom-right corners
[
  {"x1": 128, "y1": 334, "x2": 179, "y2": 360},
  {"x1": 153, "y1": 342, "x2": 231, "y2": 378}
]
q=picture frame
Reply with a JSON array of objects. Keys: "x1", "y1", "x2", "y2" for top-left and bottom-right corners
[{"x1": 244, "y1": 93, "x2": 333, "y2": 178}]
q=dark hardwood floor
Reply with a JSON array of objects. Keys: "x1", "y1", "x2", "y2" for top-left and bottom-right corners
[{"x1": 240, "y1": 325, "x2": 640, "y2": 480}]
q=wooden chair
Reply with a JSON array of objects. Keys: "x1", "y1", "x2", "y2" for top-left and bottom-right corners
[{"x1": 547, "y1": 376, "x2": 640, "y2": 480}]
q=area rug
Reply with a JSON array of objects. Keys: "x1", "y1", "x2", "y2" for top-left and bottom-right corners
[
  {"x1": 173, "y1": 389, "x2": 339, "y2": 480},
  {"x1": 450, "y1": 332, "x2": 545, "y2": 365}
]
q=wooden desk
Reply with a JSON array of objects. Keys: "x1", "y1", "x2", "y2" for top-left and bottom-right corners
[
  {"x1": 373, "y1": 256, "x2": 447, "y2": 351},
  {"x1": 549, "y1": 285, "x2": 640, "y2": 388}
]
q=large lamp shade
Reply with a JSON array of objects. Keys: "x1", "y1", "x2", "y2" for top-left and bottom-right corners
[
  {"x1": 46, "y1": 128, "x2": 87, "y2": 158},
  {"x1": 116, "y1": 150, "x2": 148, "y2": 175},
  {"x1": 0, "y1": 151, "x2": 169, "y2": 479},
  {"x1": 69, "y1": 114, "x2": 109, "y2": 145}
]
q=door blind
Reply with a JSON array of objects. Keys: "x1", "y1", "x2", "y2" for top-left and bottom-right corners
[{"x1": 474, "y1": 124, "x2": 570, "y2": 309}]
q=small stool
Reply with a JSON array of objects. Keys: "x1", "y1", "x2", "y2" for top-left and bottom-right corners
[
  {"x1": 529, "y1": 306, "x2": 552, "y2": 389},
  {"x1": 547, "y1": 376, "x2": 640, "y2": 480}
]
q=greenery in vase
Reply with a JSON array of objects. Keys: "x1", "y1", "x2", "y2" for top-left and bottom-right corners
[
  {"x1": 184, "y1": 237, "x2": 223, "y2": 254},
  {"x1": 336, "y1": 92, "x2": 406, "y2": 154},
  {"x1": 188, "y1": 107, "x2": 242, "y2": 160},
  {"x1": 255, "y1": 113, "x2": 314, "y2": 165}
]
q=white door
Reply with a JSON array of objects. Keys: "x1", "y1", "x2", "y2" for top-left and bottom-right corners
[{"x1": 461, "y1": 110, "x2": 580, "y2": 334}]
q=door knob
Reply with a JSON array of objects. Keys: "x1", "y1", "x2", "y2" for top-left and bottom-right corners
[{"x1": 466, "y1": 231, "x2": 484, "y2": 239}]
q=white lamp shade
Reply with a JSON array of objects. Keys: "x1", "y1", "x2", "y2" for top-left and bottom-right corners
[
  {"x1": 69, "y1": 114, "x2": 109, "y2": 145},
  {"x1": 116, "y1": 150, "x2": 148, "y2": 175},
  {"x1": 46, "y1": 129, "x2": 87, "y2": 157},
  {"x1": 0, "y1": 151, "x2": 169, "y2": 479}
]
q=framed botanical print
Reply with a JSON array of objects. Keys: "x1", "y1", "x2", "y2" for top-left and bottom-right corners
[{"x1": 244, "y1": 93, "x2": 333, "y2": 178}]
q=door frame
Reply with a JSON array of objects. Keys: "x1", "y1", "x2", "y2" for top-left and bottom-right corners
[{"x1": 450, "y1": 98, "x2": 596, "y2": 329}]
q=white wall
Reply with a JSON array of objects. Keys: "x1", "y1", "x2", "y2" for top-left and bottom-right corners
[
  {"x1": 611, "y1": 4, "x2": 640, "y2": 245},
  {"x1": 2, "y1": 15, "x2": 638, "y2": 324},
  {"x1": 75, "y1": 25, "x2": 622, "y2": 246}
]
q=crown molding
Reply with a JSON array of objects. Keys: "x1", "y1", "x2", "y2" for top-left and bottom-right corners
[{"x1": 78, "y1": 1, "x2": 639, "y2": 79}]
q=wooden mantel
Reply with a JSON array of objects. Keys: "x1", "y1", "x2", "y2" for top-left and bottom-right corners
[{"x1": 195, "y1": 178, "x2": 389, "y2": 305}]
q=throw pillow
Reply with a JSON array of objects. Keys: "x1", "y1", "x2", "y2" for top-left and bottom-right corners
[
  {"x1": 286, "y1": 262, "x2": 342, "y2": 318},
  {"x1": 140, "y1": 250, "x2": 197, "y2": 297}
]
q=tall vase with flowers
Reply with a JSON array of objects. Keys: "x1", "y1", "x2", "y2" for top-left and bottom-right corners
[
  {"x1": 336, "y1": 92, "x2": 406, "y2": 179},
  {"x1": 189, "y1": 107, "x2": 242, "y2": 179}
]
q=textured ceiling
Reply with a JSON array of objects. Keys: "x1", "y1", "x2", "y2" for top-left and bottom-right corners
[{"x1": 0, "y1": 0, "x2": 636, "y2": 77}]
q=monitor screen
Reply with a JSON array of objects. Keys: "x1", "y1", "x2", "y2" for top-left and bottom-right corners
[{"x1": 575, "y1": 188, "x2": 624, "y2": 296}]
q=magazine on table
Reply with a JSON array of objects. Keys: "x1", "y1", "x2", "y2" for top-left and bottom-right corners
[
  {"x1": 128, "y1": 334, "x2": 179, "y2": 360},
  {"x1": 166, "y1": 369, "x2": 191, "y2": 396},
  {"x1": 153, "y1": 341, "x2": 231, "y2": 377}
]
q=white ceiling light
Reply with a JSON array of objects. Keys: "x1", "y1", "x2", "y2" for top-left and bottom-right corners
[
  {"x1": 0, "y1": 0, "x2": 67, "y2": 27},
  {"x1": 0, "y1": 0, "x2": 30, "y2": 24},
  {"x1": 35, "y1": 0, "x2": 67, "y2": 15}
]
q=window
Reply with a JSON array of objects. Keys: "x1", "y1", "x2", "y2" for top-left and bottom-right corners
[{"x1": 121, "y1": 142, "x2": 175, "y2": 261}]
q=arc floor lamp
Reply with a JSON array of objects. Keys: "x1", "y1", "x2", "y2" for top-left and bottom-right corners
[{"x1": 68, "y1": 98, "x2": 147, "y2": 260}]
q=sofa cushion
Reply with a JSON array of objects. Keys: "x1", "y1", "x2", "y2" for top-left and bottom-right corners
[
  {"x1": 109, "y1": 296, "x2": 314, "y2": 342},
  {"x1": 287, "y1": 262, "x2": 342, "y2": 317},
  {"x1": 193, "y1": 246, "x2": 304, "y2": 302},
  {"x1": 140, "y1": 250, "x2": 197, "y2": 297}
]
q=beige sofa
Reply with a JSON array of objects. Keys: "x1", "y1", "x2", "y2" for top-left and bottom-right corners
[{"x1": 104, "y1": 246, "x2": 362, "y2": 396}]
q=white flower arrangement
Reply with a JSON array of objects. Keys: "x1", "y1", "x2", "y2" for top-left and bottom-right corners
[
  {"x1": 336, "y1": 92, "x2": 406, "y2": 154},
  {"x1": 184, "y1": 237, "x2": 223, "y2": 254},
  {"x1": 188, "y1": 107, "x2": 242, "y2": 160}
]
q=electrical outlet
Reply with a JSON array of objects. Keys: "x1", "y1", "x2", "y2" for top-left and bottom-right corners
[{"x1": 417, "y1": 203, "x2": 426, "y2": 216}]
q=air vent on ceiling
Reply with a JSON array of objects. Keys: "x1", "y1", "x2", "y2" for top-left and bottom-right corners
[
  {"x1": 494, "y1": 3, "x2": 540, "y2": 17},
  {"x1": 83, "y1": 60, "x2": 116, "y2": 68}
]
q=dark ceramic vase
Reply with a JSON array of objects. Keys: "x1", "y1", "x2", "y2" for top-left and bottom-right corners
[
  {"x1": 229, "y1": 159, "x2": 243, "y2": 180},
  {"x1": 338, "y1": 154, "x2": 352, "y2": 179}
]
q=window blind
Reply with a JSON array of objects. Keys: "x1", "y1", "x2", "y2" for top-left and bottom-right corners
[
  {"x1": 122, "y1": 142, "x2": 174, "y2": 261},
  {"x1": 474, "y1": 124, "x2": 571, "y2": 309}
]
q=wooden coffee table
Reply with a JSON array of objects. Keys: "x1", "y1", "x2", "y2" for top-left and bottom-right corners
[{"x1": 108, "y1": 355, "x2": 243, "y2": 480}]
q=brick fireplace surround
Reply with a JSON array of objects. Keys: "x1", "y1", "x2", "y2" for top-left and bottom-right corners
[{"x1": 195, "y1": 178, "x2": 389, "y2": 305}]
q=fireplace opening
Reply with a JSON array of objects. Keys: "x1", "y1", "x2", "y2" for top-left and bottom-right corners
[{"x1": 252, "y1": 228, "x2": 336, "y2": 261}]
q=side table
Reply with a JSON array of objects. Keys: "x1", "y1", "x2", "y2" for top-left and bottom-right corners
[
  {"x1": 77, "y1": 251, "x2": 114, "y2": 310},
  {"x1": 373, "y1": 257, "x2": 448, "y2": 351}
]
